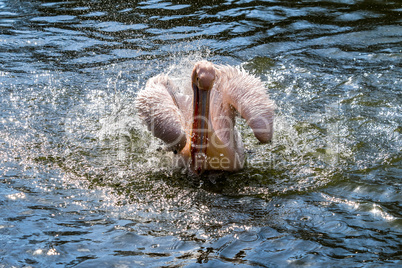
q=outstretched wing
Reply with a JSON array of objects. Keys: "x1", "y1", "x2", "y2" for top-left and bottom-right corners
[
  {"x1": 135, "y1": 74, "x2": 187, "y2": 152},
  {"x1": 216, "y1": 65, "x2": 275, "y2": 143}
]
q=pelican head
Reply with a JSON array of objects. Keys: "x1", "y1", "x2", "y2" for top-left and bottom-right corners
[
  {"x1": 192, "y1": 61, "x2": 216, "y2": 91},
  {"x1": 190, "y1": 61, "x2": 216, "y2": 174}
]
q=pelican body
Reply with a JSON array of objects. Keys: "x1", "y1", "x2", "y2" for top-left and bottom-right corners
[{"x1": 135, "y1": 61, "x2": 275, "y2": 174}]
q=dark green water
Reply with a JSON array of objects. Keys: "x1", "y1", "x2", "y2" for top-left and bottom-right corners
[{"x1": 0, "y1": 0, "x2": 401, "y2": 267}]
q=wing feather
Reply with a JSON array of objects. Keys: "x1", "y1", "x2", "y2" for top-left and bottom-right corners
[
  {"x1": 135, "y1": 75, "x2": 187, "y2": 151},
  {"x1": 216, "y1": 65, "x2": 275, "y2": 143}
]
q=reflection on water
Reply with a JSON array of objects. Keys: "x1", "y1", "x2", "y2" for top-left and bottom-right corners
[{"x1": 0, "y1": 0, "x2": 401, "y2": 267}]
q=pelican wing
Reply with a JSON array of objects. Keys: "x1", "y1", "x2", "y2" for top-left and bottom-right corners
[
  {"x1": 217, "y1": 65, "x2": 275, "y2": 143},
  {"x1": 135, "y1": 75, "x2": 187, "y2": 152}
]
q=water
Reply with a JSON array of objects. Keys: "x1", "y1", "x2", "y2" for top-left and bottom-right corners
[{"x1": 0, "y1": 0, "x2": 401, "y2": 267}]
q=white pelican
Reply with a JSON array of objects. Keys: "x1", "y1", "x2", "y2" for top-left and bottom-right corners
[{"x1": 135, "y1": 61, "x2": 275, "y2": 174}]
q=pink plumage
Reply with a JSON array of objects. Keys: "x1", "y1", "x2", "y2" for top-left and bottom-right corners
[{"x1": 135, "y1": 61, "x2": 275, "y2": 174}]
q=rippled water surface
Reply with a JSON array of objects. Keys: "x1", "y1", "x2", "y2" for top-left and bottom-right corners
[{"x1": 1, "y1": 0, "x2": 401, "y2": 267}]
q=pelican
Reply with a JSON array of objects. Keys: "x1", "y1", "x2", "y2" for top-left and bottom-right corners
[{"x1": 135, "y1": 61, "x2": 275, "y2": 174}]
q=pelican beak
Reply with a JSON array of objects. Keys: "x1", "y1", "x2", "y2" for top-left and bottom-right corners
[{"x1": 191, "y1": 83, "x2": 211, "y2": 174}]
